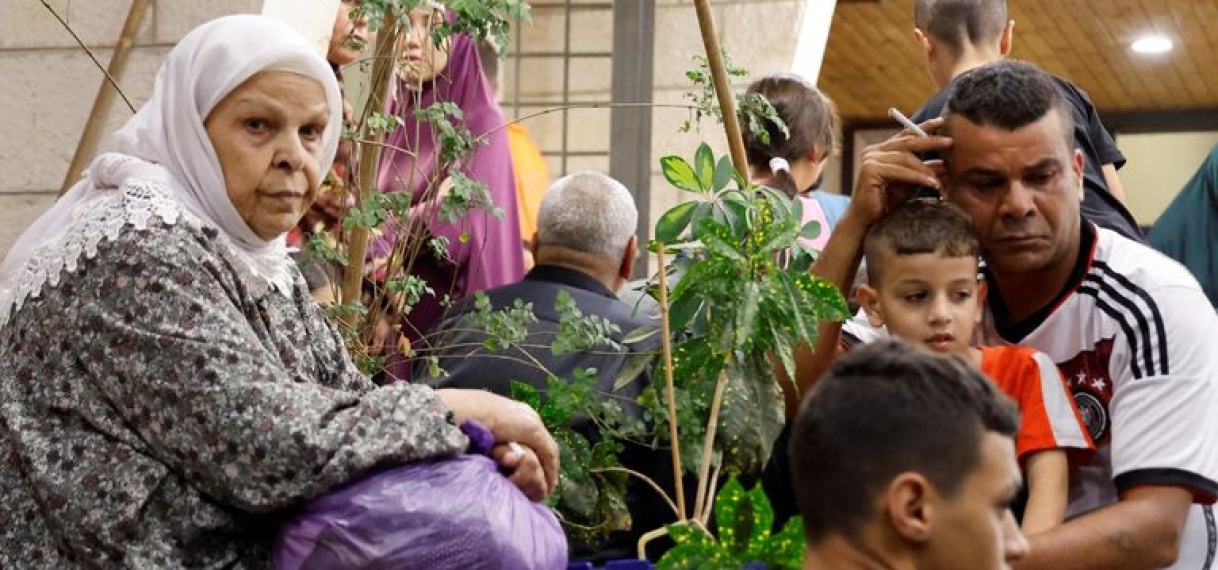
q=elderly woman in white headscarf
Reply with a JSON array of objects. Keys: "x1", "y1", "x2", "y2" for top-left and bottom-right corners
[{"x1": 0, "y1": 14, "x2": 557, "y2": 568}]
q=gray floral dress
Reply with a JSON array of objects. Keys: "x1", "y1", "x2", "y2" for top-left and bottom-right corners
[{"x1": 0, "y1": 195, "x2": 468, "y2": 568}]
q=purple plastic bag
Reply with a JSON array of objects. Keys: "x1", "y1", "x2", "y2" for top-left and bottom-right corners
[{"x1": 273, "y1": 454, "x2": 568, "y2": 570}]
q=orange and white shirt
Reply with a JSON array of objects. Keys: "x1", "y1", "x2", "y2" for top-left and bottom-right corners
[{"x1": 978, "y1": 345, "x2": 1093, "y2": 463}]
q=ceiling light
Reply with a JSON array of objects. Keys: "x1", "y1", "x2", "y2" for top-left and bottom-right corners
[{"x1": 1131, "y1": 35, "x2": 1173, "y2": 54}]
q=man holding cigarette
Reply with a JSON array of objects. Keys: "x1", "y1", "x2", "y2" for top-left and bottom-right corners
[
  {"x1": 803, "y1": 60, "x2": 1218, "y2": 570},
  {"x1": 908, "y1": 0, "x2": 1144, "y2": 242}
]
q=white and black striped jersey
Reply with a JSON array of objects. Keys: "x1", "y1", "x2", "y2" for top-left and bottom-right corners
[{"x1": 978, "y1": 223, "x2": 1218, "y2": 569}]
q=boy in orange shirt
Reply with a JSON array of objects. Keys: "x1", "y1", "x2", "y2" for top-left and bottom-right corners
[{"x1": 850, "y1": 199, "x2": 1093, "y2": 533}]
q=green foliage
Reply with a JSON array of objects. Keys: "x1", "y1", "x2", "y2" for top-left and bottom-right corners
[
  {"x1": 552, "y1": 290, "x2": 623, "y2": 355},
  {"x1": 440, "y1": 171, "x2": 500, "y2": 223},
  {"x1": 354, "y1": 0, "x2": 528, "y2": 54},
  {"x1": 510, "y1": 370, "x2": 648, "y2": 546},
  {"x1": 651, "y1": 148, "x2": 850, "y2": 476},
  {"x1": 386, "y1": 274, "x2": 434, "y2": 309},
  {"x1": 679, "y1": 52, "x2": 788, "y2": 146},
  {"x1": 463, "y1": 292, "x2": 536, "y2": 351},
  {"x1": 415, "y1": 101, "x2": 479, "y2": 165},
  {"x1": 656, "y1": 477, "x2": 806, "y2": 570}
]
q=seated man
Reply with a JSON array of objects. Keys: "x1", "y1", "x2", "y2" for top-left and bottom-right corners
[
  {"x1": 424, "y1": 170, "x2": 655, "y2": 396},
  {"x1": 424, "y1": 171, "x2": 666, "y2": 559},
  {"x1": 805, "y1": 60, "x2": 1218, "y2": 569},
  {"x1": 791, "y1": 339, "x2": 1029, "y2": 569}
]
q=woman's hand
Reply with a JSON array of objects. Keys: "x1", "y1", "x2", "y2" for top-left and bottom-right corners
[
  {"x1": 436, "y1": 389, "x2": 560, "y2": 499},
  {"x1": 491, "y1": 441, "x2": 549, "y2": 501}
]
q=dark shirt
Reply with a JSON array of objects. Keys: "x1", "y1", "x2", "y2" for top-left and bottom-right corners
[
  {"x1": 424, "y1": 264, "x2": 680, "y2": 561},
  {"x1": 913, "y1": 72, "x2": 1145, "y2": 242}
]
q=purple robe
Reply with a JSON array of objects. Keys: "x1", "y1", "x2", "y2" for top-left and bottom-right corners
[{"x1": 376, "y1": 32, "x2": 525, "y2": 379}]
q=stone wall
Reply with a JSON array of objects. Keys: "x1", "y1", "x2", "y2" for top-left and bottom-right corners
[{"x1": 0, "y1": 0, "x2": 263, "y2": 257}]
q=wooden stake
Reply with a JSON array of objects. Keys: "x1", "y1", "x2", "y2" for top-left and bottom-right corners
[
  {"x1": 58, "y1": 0, "x2": 149, "y2": 194},
  {"x1": 340, "y1": 12, "x2": 399, "y2": 310},
  {"x1": 692, "y1": 0, "x2": 749, "y2": 186},
  {"x1": 655, "y1": 245, "x2": 687, "y2": 521}
]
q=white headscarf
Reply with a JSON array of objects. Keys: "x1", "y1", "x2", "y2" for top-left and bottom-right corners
[{"x1": 0, "y1": 14, "x2": 343, "y2": 322}]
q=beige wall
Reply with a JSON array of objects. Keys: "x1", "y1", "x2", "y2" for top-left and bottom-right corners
[
  {"x1": 507, "y1": 0, "x2": 810, "y2": 239},
  {"x1": 0, "y1": 0, "x2": 262, "y2": 258},
  {"x1": 1115, "y1": 131, "x2": 1218, "y2": 225}
]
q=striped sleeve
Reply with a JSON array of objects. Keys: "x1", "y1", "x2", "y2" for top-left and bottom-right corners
[{"x1": 985, "y1": 347, "x2": 1095, "y2": 462}]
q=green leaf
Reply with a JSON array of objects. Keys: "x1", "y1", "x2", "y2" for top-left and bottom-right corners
[
  {"x1": 688, "y1": 202, "x2": 715, "y2": 237},
  {"x1": 667, "y1": 521, "x2": 714, "y2": 547},
  {"x1": 763, "y1": 516, "x2": 807, "y2": 569},
  {"x1": 655, "y1": 201, "x2": 699, "y2": 243},
  {"x1": 713, "y1": 476, "x2": 752, "y2": 555},
  {"x1": 770, "y1": 322, "x2": 797, "y2": 383},
  {"x1": 799, "y1": 219, "x2": 822, "y2": 242},
  {"x1": 716, "y1": 356, "x2": 786, "y2": 474},
  {"x1": 667, "y1": 289, "x2": 703, "y2": 333},
  {"x1": 733, "y1": 281, "x2": 762, "y2": 351},
  {"x1": 712, "y1": 155, "x2": 736, "y2": 192},
  {"x1": 694, "y1": 218, "x2": 746, "y2": 263},
  {"x1": 695, "y1": 143, "x2": 716, "y2": 191},
  {"x1": 509, "y1": 380, "x2": 542, "y2": 412},
  {"x1": 612, "y1": 351, "x2": 658, "y2": 391},
  {"x1": 660, "y1": 155, "x2": 702, "y2": 193},
  {"x1": 622, "y1": 325, "x2": 661, "y2": 345}
]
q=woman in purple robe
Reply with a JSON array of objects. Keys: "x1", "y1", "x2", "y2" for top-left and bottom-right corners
[{"x1": 375, "y1": 6, "x2": 525, "y2": 380}]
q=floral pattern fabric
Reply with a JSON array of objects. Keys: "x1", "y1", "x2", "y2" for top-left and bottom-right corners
[{"x1": 0, "y1": 197, "x2": 467, "y2": 568}]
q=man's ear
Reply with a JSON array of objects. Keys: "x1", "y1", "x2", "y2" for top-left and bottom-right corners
[
  {"x1": 856, "y1": 284, "x2": 886, "y2": 328},
  {"x1": 529, "y1": 232, "x2": 541, "y2": 258},
  {"x1": 620, "y1": 235, "x2": 638, "y2": 281},
  {"x1": 886, "y1": 472, "x2": 935, "y2": 543},
  {"x1": 1072, "y1": 149, "x2": 1086, "y2": 202},
  {"x1": 999, "y1": 19, "x2": 1015, "y2": 56},
  {"x1": 914, "y1": 28, "x2": 932, "y2": 58}
]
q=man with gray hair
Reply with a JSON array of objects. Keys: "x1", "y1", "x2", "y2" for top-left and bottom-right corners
[
  {"x1": 424, "y1": 170, "x2": 648, "y2": 395},
  {"x1": 422, "y1": 171, "x2": 668, "y2": 560}
]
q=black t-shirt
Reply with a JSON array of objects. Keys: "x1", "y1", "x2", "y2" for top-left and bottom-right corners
[{"x1": 913, "y1": 73, "x2": 1145, "y2": 242}]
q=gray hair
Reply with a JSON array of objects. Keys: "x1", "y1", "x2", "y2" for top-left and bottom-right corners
[{"x1": 537, "y1": 171, "x2": 638, "y2": 258}]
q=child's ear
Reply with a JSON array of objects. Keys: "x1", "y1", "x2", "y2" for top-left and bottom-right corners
[{"x1": 856, "y1": 284, "x2": 885, "y2": 327}]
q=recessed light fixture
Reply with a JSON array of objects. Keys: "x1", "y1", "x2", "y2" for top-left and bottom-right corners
[{"x1": 1131, "y1": 35, "x2": 1173, "y2": 54}]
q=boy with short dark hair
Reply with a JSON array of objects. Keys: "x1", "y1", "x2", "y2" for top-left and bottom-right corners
[
  {"x1": 792, "y1": 339, "x2": 1029, "y2": 569},
  {"x1": 851, "y1": 199, "x2": 1093, "y2": 533}
]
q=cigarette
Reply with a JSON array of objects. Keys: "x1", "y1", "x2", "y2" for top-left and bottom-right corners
[{"x1": 888, "y1": 108, "x2": 929, "y2": 138}]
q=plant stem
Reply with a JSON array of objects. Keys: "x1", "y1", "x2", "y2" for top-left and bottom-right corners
[
  {"x1": 591, "y1": 467, "x2": 680, "y2": 521},
  {"x1": 637, "y1": 527, "x2": 670, "y2": 561},
  {"x1": 692, "y1": 369, "x2": 729, "y2": 522},
  {"x1": 700, "y1": 461, "x2": 722, "y2": 524},
  {"x1": 655, "y1": 246, "x2": 686, "y2": 521},
  {"x1": 340, "y1": 12, "x2": 400, "y2": 313},
  {"x1": 691, "y1": 0, "x2": 750, "y2": 185}
]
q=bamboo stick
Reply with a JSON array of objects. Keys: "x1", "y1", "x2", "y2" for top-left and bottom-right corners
[
  {"x1": 692, "y1": 369, "x2": 728, "y2": 521},
  {"x1": 340, "y1": 12, "x2": 400, "y2": 311},
  {"x1": 655, "y1": 245, "x2": 687, "y2": 521},
  {"x1": 691, "y1": 0, "x2": 749, "y2": 186},
  {"x1": 58, "y1": 0, "x2": 149, "y2": 194}
]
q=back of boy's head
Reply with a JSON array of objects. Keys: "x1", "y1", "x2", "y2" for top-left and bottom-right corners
[
  {"x1": 914, "y1": 0, "x2": 1007, "y2": 52},
  {"x1": 864, "y1": 199, "x2": 980, "y2": 285},
  {"x1": 789, "y1": 339, "x2": 1020, "y2": 543}
]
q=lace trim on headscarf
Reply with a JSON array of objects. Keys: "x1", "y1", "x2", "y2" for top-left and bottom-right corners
[{"x1": 0, "y1": 180, "x2": 296, "y2": 326}]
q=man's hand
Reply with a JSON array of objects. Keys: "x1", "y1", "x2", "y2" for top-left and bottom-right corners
[{"x1": 849, "y1": 117, "x2": 953, "y2": 226}]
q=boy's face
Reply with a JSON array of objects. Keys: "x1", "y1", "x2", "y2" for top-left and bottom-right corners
[{"x1": 859, "y1": 252, "x2": 983, "y2": 356}]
